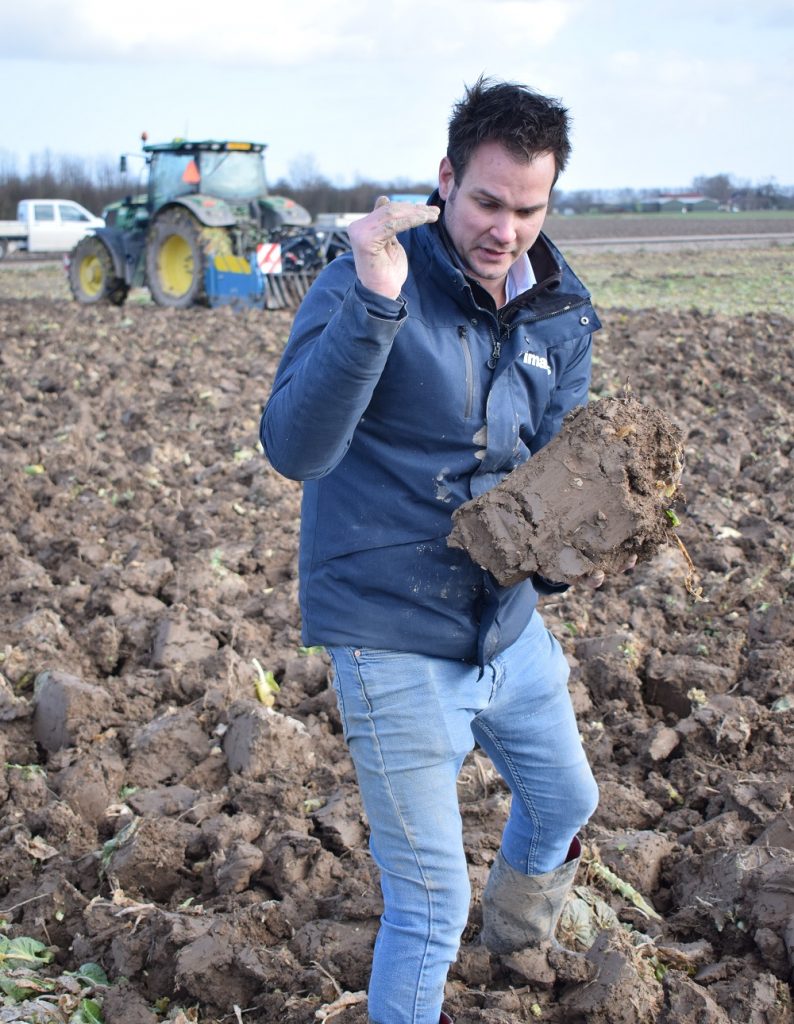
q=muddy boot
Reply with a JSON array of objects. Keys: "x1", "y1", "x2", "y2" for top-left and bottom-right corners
[
  {"x1": 369, "y1": 1011, "x2": 453, "y2": 1023},
  {"x1": 480, "y1": 837, "x2": 581, "y2": 954}
]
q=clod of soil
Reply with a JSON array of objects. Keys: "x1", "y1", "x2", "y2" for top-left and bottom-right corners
[{"x1": 448, "y1": 396, "x2": 684, "y2": 585}]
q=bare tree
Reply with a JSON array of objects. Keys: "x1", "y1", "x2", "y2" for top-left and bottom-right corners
[{"x1": 692, "y1": 173, "x2": 733, "y2": 204}]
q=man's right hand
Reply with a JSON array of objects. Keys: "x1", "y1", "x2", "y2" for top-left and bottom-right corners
[{"x1": 348, "y1": 196, "x2": 440, "y2": 300}]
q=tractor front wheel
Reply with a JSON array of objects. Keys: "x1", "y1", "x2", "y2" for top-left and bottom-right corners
[
  {"x1": 145, "y1": 208, "x2": 208, "y2": 308},
  {"x1": 68, "y1": 236, "x2": 128, "y2": 305}
]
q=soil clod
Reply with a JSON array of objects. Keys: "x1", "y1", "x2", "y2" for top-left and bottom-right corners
[{"x1": 448, "y1": 396, "x2": 685, "y2": 585}]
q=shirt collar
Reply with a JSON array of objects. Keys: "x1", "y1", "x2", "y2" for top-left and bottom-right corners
[{"x1": 505, "y1": 252, "x2": 536, "y2": 303}]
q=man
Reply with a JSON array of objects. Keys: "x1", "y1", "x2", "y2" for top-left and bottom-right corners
[{"x1": 261, "y1": 77, "x2": 601, "y2": 1024}]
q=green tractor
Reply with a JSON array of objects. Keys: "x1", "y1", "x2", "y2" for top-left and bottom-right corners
[{"x1": 68, "y1": 138, "x2": 349, "y2": 310}]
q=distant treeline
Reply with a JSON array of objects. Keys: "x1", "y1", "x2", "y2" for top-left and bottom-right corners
[
  {"x1": 0, "y1": 149, "x2": 438, "y2": 220},
  {"x1": 0, "y1": 153, "x2": 791, "y2": 219},
  {"x1": 0, "y1": 152, "x2": 129, "y2": 220},
  {"x1": 561, "y1": 173, "x2": 794, "y2": 214},
  {"x1": 270, "y1": 177, "x2": 439, "y2": 219}
]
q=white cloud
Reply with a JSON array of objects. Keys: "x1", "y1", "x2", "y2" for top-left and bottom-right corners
[
  {"x1": 456, "y1": 0, "x2": 577, "y2": 47},
  {"x1": 0, "y1": 0, "x2": 580, "y2": 65},
  {"x1": 1, "y1": 0, "x2": 790, "y2": 189},
  {"x1": 604, "y1": 47, "x2": 781, "y2": 114},
  {"x1": 560, "y1": 39, "x2": 794, "y2": 189},
  {"x1": 1, "y1": 0, "x2": 371, "y2": 63}
]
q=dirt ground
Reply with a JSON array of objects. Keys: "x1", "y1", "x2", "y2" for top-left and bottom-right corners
[{"x1": 0, "y1": 261, "x2": 792, "y2": 1023}]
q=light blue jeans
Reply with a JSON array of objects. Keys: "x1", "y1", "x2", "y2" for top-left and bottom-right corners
[{"x1": 328, "y1": 611, "x2": 598, "y2": 1024}]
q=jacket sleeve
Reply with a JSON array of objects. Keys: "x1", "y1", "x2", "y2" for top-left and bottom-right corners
[
  {"x1": 530, "y1": 329, "x2": 593, "y2": 455},
  {"x1": 260, "y1": 256, "x2": 406, "y2": 481}
]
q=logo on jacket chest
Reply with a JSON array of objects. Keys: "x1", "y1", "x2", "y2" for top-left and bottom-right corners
[{"x1": 522, "y1": 351, "x2": 552, "y2": 375}]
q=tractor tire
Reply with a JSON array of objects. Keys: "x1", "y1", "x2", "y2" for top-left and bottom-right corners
[
  {"x1": 69, "y1": 236, "x2": 129, "y2": 306},
  {"x1": 145, "y1": 208, "x2": 209, "y2": 308}
]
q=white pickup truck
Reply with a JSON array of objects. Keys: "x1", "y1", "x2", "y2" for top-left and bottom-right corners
[{"x1": 0, "y1": 199, "x2": 105, "y2": 260}]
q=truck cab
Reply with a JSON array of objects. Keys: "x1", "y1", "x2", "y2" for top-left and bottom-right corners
[{"x1": 16, "y1": 199, "x2": 105, "y2": 253}]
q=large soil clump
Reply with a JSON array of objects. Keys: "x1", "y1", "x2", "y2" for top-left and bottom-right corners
[{"x1": 449, "y1": 396, "x2": 684, "y2": 585}]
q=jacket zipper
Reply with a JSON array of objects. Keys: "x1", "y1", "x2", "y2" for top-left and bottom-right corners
[
  {"x1": 458, "y1": 325, "x2": 474, "y2": 418},
  {"x1": 507, "y1": 296, "x2": 591, "y2": 324},
  {"x1": 487, "y1": 330, "x2": 502, "y2": 370}
]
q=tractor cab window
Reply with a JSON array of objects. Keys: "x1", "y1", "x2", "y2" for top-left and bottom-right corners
[
  {"x1": 197, "y1": 151, "x2": 267, "y2": 201},
  {"x1": 149, "y1": 153, "x2": 196, "y2": 209}
]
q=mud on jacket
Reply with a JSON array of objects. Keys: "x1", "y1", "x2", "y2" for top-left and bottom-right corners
[{"x1": 260, "y1": 213, "x2": 601, "y2": 665}]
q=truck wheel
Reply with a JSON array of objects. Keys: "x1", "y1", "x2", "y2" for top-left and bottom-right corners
[
  {"x1": 146, "y1": 208, "x2": 208, "y2": 308},
  {"x1": 69, "y1": 236, "x2": 129, "y2": 305}
]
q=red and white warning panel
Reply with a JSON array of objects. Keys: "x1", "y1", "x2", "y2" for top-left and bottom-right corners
[{"x1": 256, "y1": 243, "x2": 282, "y2": 275}]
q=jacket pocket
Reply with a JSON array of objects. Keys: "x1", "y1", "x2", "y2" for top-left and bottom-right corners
[{"x1": 458, "y1": 325, "x2": 475, "y2": 419}]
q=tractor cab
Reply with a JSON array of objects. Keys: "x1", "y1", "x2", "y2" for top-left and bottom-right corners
[{"x1": 145, "y1": 140, "x2": 270, "y2": 211}]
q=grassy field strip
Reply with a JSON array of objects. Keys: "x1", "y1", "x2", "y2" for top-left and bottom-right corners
[
  {"x1": 560, "y1": 232, "x2": 794, "y2": 248},
  {"x1": 569, "y1": 243, "x2": 794, "y2": 316},
  {"x1": 2, "y1": 240, "x2": 793, "y2": 317}
]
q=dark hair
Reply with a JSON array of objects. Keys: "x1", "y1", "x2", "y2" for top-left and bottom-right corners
[{"x1": 447, "y1": 75, "x2": 571, "y2": 183}]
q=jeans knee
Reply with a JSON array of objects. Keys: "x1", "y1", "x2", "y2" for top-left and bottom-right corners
[
  {"x1": 539, "y1": 763, "x2": 598, "y2": 839},
  {"x1": 448, "y1": 883, "x2": 472, "y2": 938},
  {"x1": 380, "y1": 848, "x2": 470, "y2": 938},
  {"x1": 429, "y1": 860, "x2": 471, "y2": 939},
  {"x1": 569, "y1": 769, "x2": 599, "y2": 830}
]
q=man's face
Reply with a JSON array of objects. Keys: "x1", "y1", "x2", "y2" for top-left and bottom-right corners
[{"x1": 438, "y1": 141, "x2": 556, "y2": 302}]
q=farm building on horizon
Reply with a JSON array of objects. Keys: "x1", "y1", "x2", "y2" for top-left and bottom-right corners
[{"x1": 638, "y1": 192, "x2": 721, "y2": 213}]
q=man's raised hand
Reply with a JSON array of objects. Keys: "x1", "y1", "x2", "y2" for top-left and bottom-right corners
[{"x1": 348, "y1": 196, "x2": 440, "y2": 300}]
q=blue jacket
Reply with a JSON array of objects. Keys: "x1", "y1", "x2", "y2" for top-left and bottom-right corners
[{"x1": 260, "y1": 214, "x2": 601, "y2": 664}]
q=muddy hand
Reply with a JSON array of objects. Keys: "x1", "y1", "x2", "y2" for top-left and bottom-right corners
[
  {"x1": 580, "y1": 554, "x2": 637, "y2": 590},
  {"x1": 348, "y1": 196, "x2": 440, "y2": 300}
]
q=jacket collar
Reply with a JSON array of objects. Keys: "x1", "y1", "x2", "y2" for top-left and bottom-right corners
[{"x1": 422, "y1": 190, "x2": 564, "y2": 315}]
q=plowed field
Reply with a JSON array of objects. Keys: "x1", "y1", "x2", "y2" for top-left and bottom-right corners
[{"x1": 0, "y1": 246, "x2": 792, "y2": 1024}]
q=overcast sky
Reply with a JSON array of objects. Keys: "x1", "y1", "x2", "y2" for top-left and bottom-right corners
[{"x1": 1, "y1": 0, "x2": 792, "y2": 194}]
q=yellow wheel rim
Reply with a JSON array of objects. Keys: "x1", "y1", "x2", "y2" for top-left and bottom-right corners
[
  {"x1": 78, "y1": 255, "x2": 104, "y2": 297},
  {"x1": 158, "y1": 234, "x2": 194, "y2": 298}
]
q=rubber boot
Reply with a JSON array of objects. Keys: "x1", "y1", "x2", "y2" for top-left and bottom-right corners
[
  {"x1": 480, "y1": 837, "x2": 581, "y2": 954},
  {"x1": 369, "y1": 1011, "x2": 453, "y2": 1023}
]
